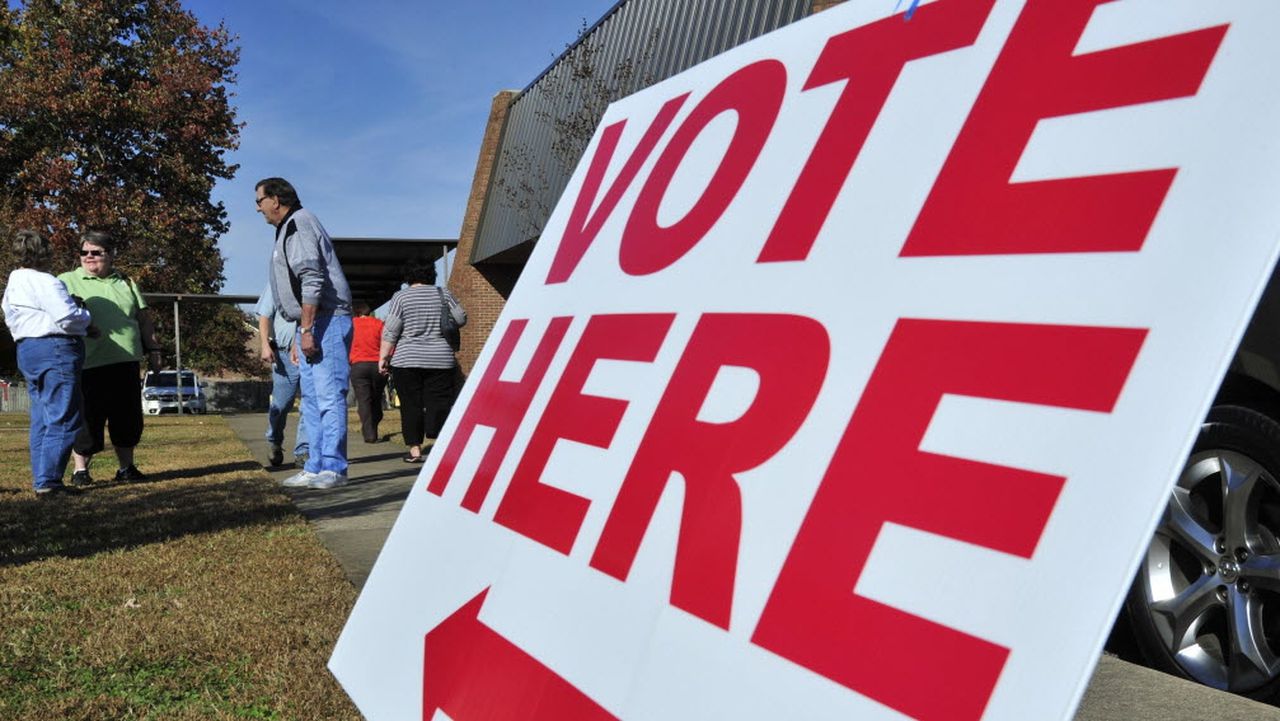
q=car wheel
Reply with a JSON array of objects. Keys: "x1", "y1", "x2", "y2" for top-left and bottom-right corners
[{"x1": 1126, "y1": 404, "x2": 1280, "y2": 700}]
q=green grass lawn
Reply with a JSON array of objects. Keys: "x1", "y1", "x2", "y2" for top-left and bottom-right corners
[{"x1": 0, "y1": 413, "x2": 362, "y2": 720}]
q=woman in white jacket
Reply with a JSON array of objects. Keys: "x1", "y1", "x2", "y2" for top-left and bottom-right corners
[{"x1": 2, "y1": 230, "x2": 93, "y2": 498}]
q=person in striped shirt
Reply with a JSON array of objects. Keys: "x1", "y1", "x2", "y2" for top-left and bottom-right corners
[{"x1": 377, "y1": 258, "x2": 466, "y2": 463}]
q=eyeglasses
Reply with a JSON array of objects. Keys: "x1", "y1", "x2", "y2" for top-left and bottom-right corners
[
  {"x1": 255, "y1": 196, "x2": 270, "y2": 206},
  {"x1": 79, "y1": 250, "x2": 106, "y2": 257}
]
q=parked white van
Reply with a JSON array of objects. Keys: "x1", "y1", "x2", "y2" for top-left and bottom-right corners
[{"x1": 141, "y1": 370, "x2": 206, "y2": 415}]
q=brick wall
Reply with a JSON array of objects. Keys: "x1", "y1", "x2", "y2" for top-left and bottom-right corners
[{"x1": 448, "y1": 90, "x2": 517, "y2": 375}]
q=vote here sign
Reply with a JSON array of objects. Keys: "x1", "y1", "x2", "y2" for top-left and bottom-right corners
[{"x1": 331, "y1": 1, "x2": 1280, "y2": 719}]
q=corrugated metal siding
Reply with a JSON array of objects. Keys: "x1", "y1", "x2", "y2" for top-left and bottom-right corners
[{"x1": 473, "y1": 0, "x2": 811, "y2": 264}]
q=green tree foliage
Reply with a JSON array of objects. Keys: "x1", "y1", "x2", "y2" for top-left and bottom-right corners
[
  {"x1": 148, "y1": 300, "x2": 258, "y2": 377},
  {"x1": 0, "y1": 0, "x2": 258, "y2": 376}
]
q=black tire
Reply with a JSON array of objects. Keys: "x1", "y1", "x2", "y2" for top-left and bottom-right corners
[{"x1": 1125, "y1": 404, "x2": 1280, "y2": 701}]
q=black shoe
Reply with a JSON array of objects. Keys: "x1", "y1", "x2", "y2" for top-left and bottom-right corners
[
  {"x1": 115, "y1": 465, "x2": 147, "y2": 483},
  {"x1": 69, "y1": 470, "x2": 93, "y2": 487},
  {"x1": 36, "y1": 484, "x2": 83, "y2": 499},
  {"x1": 268, "y1": 444, "x2": 284, "y2": 467}
]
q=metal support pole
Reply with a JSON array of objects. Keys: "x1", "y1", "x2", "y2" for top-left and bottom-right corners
[{"x1": 174, "y1": 299, "x2": 183, "y2": 413}]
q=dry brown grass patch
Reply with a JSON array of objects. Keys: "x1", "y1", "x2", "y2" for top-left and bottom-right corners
[{"x1": 0, "y1": 413, "x2": 361, "y2": 720}]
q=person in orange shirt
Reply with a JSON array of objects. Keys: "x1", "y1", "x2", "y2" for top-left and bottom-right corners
[{"x1": 349, "y1": 301, "x2": 387, "y2": 443}]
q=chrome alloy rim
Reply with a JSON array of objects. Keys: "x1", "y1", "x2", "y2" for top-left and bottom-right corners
[{"x1": 1142, "y1": 449, "x2": 1280, "y2": 692}]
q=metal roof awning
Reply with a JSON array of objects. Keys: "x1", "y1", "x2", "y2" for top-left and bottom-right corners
[
  {"x1": 332, "y1": 237, "x2": 458, "y2": 309},
  {"x1": 140, "y1": 237, "x2": 459, "y2": 313}
]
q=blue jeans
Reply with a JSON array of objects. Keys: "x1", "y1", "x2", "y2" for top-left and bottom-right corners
[
  {"x1": 298, "y1": 314, "x2": 352, "y2": 474},
  {"x1": 266, "y1": 348, "x2": 308, "y2": 457},
  {"x1": 18, "y1": 336, "x2": 84, "y2": 490}
]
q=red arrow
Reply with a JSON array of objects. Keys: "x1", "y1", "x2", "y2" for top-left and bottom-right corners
[{"x1": 423, "y1": 588, "x2": 618, "y2": 721}]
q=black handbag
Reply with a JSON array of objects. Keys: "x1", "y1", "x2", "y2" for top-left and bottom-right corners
[{"x1": 436, "y1": 286, "x2": 461, "y2": 352}]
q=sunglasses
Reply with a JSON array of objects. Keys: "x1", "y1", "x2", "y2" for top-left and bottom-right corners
[{"x1": 79, "y1": 250, "x2": 106, "y2": 257}]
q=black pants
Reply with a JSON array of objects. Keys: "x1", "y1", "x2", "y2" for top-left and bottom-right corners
[
  {"x1": 75, "y1": 361, "x2": 143, "y2": 456},
  {"x1": 391, "y1": 366, "x2": 455, "y2": 446},
  {"x1": 350, "y1": 361, "x2": 386, "y2": 442}
]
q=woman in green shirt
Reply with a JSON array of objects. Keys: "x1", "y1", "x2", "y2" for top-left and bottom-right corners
[{"x1": 58, "y1": 230, "x2": 163, "y2": 485}]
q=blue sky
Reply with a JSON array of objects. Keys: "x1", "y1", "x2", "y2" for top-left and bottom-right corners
[{"x1": 182, "y1": 0, "x2": 619, "y2": 298}]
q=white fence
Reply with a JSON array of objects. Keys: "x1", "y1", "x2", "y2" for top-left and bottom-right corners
[{"x1": 0, "y1": 384, "x2": 29, "y2": 413}]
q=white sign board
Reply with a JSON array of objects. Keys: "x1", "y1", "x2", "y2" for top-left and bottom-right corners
[{"x1": 332, "y1": 1, "x2": 1280, "y2": 719}]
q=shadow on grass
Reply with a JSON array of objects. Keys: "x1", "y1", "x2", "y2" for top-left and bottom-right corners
[
  {"x1": 144, "y1": 461, "x2": 263, "y2": 483},
  {"x1": 0, "y1": 475, "x2": 295, "y2": 567}
]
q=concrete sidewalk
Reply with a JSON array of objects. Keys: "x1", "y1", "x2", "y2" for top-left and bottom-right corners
[
  {"x1": 223, "y1": 412, "x2": 1280, "y2": 721},
  {"x1": 224, "y1": 411, "x2": 422, "y2": 590}
]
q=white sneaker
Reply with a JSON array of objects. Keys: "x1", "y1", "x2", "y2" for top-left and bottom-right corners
[
  {"x1": 281, "y1": 470, "x2": 318, "y2": 487},
  {"x1": 309, "y1": 470, "x2": 349, "y2": 489}
]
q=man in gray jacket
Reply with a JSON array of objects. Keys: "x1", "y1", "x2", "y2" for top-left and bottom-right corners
[{"x1": 256, "y1": 177, "x2": 353, "y2": 489}]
